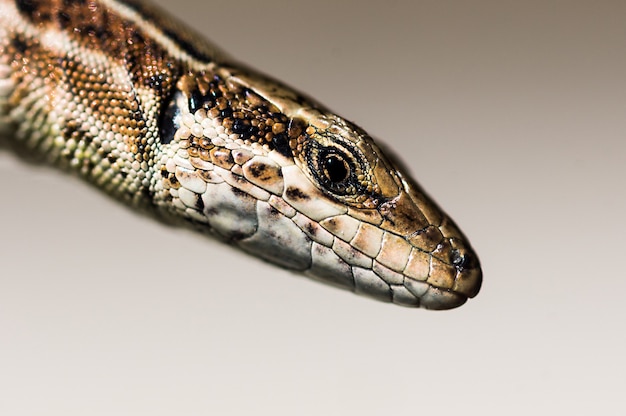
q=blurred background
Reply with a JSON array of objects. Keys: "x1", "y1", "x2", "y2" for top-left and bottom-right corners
[{"x1": 1, "y1": 0, "x2": 625, "y2": 414}]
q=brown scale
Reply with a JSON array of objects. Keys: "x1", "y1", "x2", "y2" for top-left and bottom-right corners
[
  {"x1": 6, "y1": 17, "x2": 169, "y2": 207},
  {"x1": 5, "y1": 34, "x2": 63, "y2": 158},
  {"x1": 179, "y1": 73, "x2": 294, "y2": 157},
  {"x1": 103, "y1": 0, "x2": 219, "y2": 62},
  {"x1": 17, "y1": 1, "x2": 170, "y2": 68},
  {"x1": 15, "y1": 1, "x2": 199, "y2": 208},
  {"x1": 15, "y1": 0, "x2": 181, "y2": 119},
  {"x1": 59, "y1": 57, "x2": 144, "y2": 149}
]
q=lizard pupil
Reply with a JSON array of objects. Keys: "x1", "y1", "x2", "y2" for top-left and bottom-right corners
[{"x1": 323, "y1": 154, "x2": 349, "y2": 183}]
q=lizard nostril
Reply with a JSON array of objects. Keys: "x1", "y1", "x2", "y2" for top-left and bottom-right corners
[{"x1": 451, "y1": 249, "x2": 467, "y2": 270}]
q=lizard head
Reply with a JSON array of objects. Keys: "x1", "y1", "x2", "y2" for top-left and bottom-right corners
[{"x1": 153, "y1": 68, "x2": 482, "y2": 309}]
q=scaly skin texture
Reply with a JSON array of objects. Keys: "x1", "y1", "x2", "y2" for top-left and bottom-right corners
[{"x1": 0, "y1": 0, "x2": 482, "y2": 309}]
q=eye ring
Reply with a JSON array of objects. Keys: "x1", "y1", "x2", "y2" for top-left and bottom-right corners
[
  {"x1": 299, "y1": 123, "x2": 383, "y2": 208},
  {"x1": 307, "y1": 145, "x2": 363, "y2": 196}
]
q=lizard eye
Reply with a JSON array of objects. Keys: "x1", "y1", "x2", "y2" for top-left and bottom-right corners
[
  {"x1": 308, "y1": 145, "x2": 364, "y2": 196},
  {"x1": 159, "y1": 91, "x2": 183, "y2": 145}
]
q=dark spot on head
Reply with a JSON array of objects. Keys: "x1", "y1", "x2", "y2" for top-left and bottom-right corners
[
  {"x1": 234, "y1": 175, "x2": 249, "y2": 186},
  {"x1": 268, "y1": 206, "x2": 280, "y2": 217},
  {"x1": 130, "y1": 29, "x2": 145, "y2": 46},
  {"x1": 188, "y1": 88, "x2": 204, "y2": 113},
  {"x1": 325, "y1": 218, "x2": 338, "y2": 228},
  {"x1": 305, "y1": 223, "x2": 317, "y2": 236},
  {"x1": 82, "y1": 24, "x2": 111, "y2": 42},
  {"x1": 231, "y1": 187, "x2": 247, "y2": 198},
  {"x1": 56, "y1": 11, "x2": 71, "y2": 28},
  {"x1": 272, "y1": 133, "x2": 292, "y2": 158},
  {"x1": 16, "y1": 0, "x2": 39, "y2": 15},
  {"x1": 195, "y1": 196, "x2": 205, "y2": 212},
  {"x1": 205, "y1": 206, "x2": 218, "y2": 216},
  {"x1": 220, "y1": 107, "x2": 233, "y2": 119},
  {"x1": 209, "y1": 83, "x2": 222, "y2": 99},
  {"x1": 231, "y1": 118, "x2": 250, "y2": 135},
  {"x1": 286, "y1": 187, "x2": 309, "y2": 201},
  {"x1": 247, "y1": 164, "x2": 266, "y2": 178},
  {"x1": 11, "y1": 37, "x2": 27, "y2": 54},
  {"x1": 147, "y1": 74, "x2": 166, "y2": 94}
]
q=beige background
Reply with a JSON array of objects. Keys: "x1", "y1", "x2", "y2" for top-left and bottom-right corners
[{"x1": 1, "y1": 0, "x2": 625, "y2": 414}]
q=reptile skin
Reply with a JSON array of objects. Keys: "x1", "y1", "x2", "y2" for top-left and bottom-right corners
[{"x1": 0, "y1": 0, "x2": 482, "y2": 309}]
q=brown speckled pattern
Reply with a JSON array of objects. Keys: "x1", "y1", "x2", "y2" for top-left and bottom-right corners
[{"x1": 0, "y1": 0, "x2": 482, "y2": 309}]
